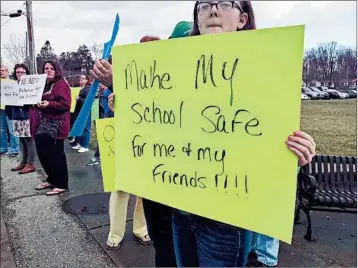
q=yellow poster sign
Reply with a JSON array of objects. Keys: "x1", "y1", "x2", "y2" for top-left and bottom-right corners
[
  {"x1": 96, "y1": 117, "x2": 116, "y2": 192},
  {"x1": 112, "y1": 25, "x2": 304, "y2": 243},
  {"x1": 70, "y1": 87, "x2": 81, "y2": 113}
]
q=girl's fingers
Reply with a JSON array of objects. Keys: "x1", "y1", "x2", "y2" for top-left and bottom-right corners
[
  {"x1": 89, "y1": 70, "x2": 97, "y2": 79},
  {"x1": 101, "y1": 60, "x2": 112, "y2": 70},
  {"x1": 286, "y1": 140, "x2": 313, "y2": 163},
  {"x1": 96, "y1": 60, "x2": 107, "y2": 74},
  {"x1": 287, "y1": 145, "x2": 307, "y2": 165},
  {"x1": 93, "y1": 64, "x2": 104, "y2": 78},
  {"x1": 294, "y1": 131, "x2": 316, "y2": 148},
  {"x1": 288, "y1": 136, "x2": 316, "y2": 155}
]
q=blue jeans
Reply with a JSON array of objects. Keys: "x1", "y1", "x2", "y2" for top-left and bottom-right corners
[
  {"x1": 5, "y1": 115, "x2": 20, "y2": 154},
  {"x1": 0, "y1": 111, "x2": 8, "y2": 153},
  {"x1": 251, "y1": 233, "x2": 279, "y2": 266},
  {"x1": 172, "y1": 209, "x2": 250, "y2": 267},
  {"x1": 79, "y1": 114, "x2": 91, "y2": 148}
]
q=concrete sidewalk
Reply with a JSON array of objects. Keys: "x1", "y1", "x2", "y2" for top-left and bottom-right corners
[
  {"x1": 0, "y1": 149, "x2": 115, "y2": 267},
  {"x1": 1, "y1": 143, "x2": 357, "y2": 267}
]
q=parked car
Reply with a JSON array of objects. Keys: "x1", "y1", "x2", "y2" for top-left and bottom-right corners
[
  {"x1": 347, "y1": 90, "x2": 357, "y2": 98},
  {"x1": 337, "y1": 91, "x2": 349, "y2": 99},
  {"x1": 309, "y1": 87, "x2": 330, "y2": 99},
  {"x1": 301, "y1": 87, "x2": 322, "y2": 100},
  {"x1": 301, "y1": 93, "x2": 310, "y2": 100},
  {"x1": 320, "y1": 88, "x2": 341, "y2": 99}
]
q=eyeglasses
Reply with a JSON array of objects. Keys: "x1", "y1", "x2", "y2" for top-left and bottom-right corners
[
  {"x1": 197, "y1": 1, "x2": 244, "y2": 14},
  {"x1": 16, "y1": 71, "x2": 26, "y2": 74}
]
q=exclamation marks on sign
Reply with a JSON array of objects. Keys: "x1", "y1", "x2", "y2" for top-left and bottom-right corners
[
  {"x1": 215, "y1": 174, "x2": 219, "y2": 191},
  {"x1": 245, "y1": 174, "x2": 248, "y2": 198},
  {"x1": 235, "y1": 175, "x2": 239, "y2": 196},
  {"x1": 224, "y1": 175, "x2": 228, "y2": 193},
  {"x1": 214, "y1": 173, "x2": 248, "y2": 198}
]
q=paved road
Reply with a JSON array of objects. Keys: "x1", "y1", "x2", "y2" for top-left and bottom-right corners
[{"x1": 1, "y1": 144, "x2": 357, "y2": 267}]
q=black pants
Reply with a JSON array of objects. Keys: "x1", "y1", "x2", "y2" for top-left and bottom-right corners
[
  {"x1": 35, "y1": 135, "x2": 69, "y2": 189},
  {"x1": 142, "y1": 199, "x2": 177, "y2": 267}
]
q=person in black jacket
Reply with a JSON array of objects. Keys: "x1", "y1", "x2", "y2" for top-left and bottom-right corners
[
  {"x1": 71, "y1": 74, "x2": 92, "y2": 153},
  {"x1": 10, "y1": 63, "x2": 36, "y2": 173}
]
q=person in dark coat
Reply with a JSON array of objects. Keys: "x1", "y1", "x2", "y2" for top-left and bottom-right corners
[
  {"x1": 31, "y1": 60, "x2": 71, "y2": 196},
  {"x1": 10, "y1": 63, "x2": 37, "y2": 174},
  {"x1": 71, "y1": 74, "x2": 92, "y2": 153}
]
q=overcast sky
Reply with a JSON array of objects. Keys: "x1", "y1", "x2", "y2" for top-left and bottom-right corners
[{"x1": 1, "y1": 1, "x2": 356, "y2": 67}]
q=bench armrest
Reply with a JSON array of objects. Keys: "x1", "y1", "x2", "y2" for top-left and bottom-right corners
[{"x1": 298, "y1": 172, "x2": 317, "y2": 197}]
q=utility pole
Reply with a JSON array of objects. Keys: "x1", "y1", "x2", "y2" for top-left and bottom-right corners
[
  {"x1": 25, "y1": 1, "x2": 36, "y2": 74},
  {"x1": 25, "y1": 31, "x2": 28, "y2": 63}
]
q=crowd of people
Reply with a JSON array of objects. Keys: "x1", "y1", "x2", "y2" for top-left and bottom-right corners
[{"x1": 1, "y1": 1, "x2": 318, "y2": 267}]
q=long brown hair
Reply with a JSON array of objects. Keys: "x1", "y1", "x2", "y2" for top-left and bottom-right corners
[
  {"x1": 190, "y1": 1, "x2": 256, "y2": 36},
  {"x1": 42, "y1": 60, "x2": 64, "y2": 92}
]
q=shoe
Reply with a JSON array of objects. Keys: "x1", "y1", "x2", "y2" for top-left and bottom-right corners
[
  {"x1": 18, "y1": 164, "x2": 36, "y2": 174},
  {"x1": 246, "y1": 260, "x2": 276, "y2": 267},
  {"x1": 78, "y1": 147, "x2": 89, "y2": 153},
  {"x1": 0, "y1": 152, "x2": 8, "y2": 156},
  {"x1": 9, "y1": 153, "x2": 19, "y2": 157},
  {"x1": 67, "y1": 137, "x2": 75, "y2": 144},
  {"x1": 85, "y1": 157, "x2": 100, "y2": 166},
  {"x1": 72, "y1": 144, "x2": 81, "y2": 150},
  {"x1": 11, "y1": 163, "x2": 26, "y2": 171}
]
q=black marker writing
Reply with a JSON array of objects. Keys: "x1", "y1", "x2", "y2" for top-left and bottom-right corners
[
  {"x1": 103, "y1": 125, "x2": 115, "y2": 156},
  {"x1": 132, "y1": 134, "x2": 147, "y2": 157},
  {"x1": 125, "y1": 60, "x2": 172, "y2": 91}
]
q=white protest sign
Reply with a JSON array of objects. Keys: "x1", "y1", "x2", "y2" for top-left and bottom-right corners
[
  {"x1": 0, "y1": 79, "x2": 22, "y2": 106},
  {"x1": 17, "y1": 74, "x2": 47, "y2": 105}
]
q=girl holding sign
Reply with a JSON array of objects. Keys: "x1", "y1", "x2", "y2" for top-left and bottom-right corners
[
  {"x1": 32, "y1": 60, "x2": 71, "y2": 196},
  {"x1": 170, "y1": 1, "x2": 316, "y2": 267},
  {"x1": 10, "y1": 63, "x2": 37, "y2": 174},
  {"x1": 93, "y1": 5, "x2": 317, "y2": 265}
]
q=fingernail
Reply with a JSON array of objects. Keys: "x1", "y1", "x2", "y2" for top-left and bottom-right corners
[{"x1": 294, "y1": 131, "x2": 299, "y2": 136}]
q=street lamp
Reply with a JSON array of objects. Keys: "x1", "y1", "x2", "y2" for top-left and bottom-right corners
[
  {"x1": 8, "y1": 2, "x2": 36, "y2": 74},
  {"x1": 329, "y1": 56, "x2": 336, "y2": 87},
  {"x1": 8, "y1": 10, "x2": 22, "y2": 18}
]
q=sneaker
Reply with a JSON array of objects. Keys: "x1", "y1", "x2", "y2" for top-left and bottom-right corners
[
  {"x1": 78, "y1": 147, "x2": 89, "y2": 153},
  {"x1": 67, "y1": 137, "x2": 75, "y2": 144},
  {"x1": 9, "y1": 152, "x2": 19, "y2": 157},
  {"x1": 85, "y1": 157, "x2": 100, "y2": 166},
  {"x1": 72, "y1": 144, "x2": 81, "y2": 150},
  {"x1": 0, "y1": 152, "x2": 8, "y2": 156}
]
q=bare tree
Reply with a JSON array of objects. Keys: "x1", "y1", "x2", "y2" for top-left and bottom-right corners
[
  {"x1": 303, "y1": 41, "x2": 357, "y2": 85},
  {"x1": 2, "y1": 34, "x2": 28, "y2": 65},
  {"x1": 90, "y1": 43, "x2": 104, "y2": 60}
]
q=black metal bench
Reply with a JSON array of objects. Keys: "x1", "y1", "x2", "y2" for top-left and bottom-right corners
[{"x1": 296, "y1": 155, "x2": 357, "y2": 241}]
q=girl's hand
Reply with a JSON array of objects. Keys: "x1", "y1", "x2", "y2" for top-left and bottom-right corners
[
  {"x1": 76, "y1": 96, "x2": 79, "y2": 101},
  {"x1": 286, "y1": 131, "x2": 316, "y2": 166},
  {"x1": 37, "y1": 101, "x2": 49, "y2": 109},
  {"x1": 108, "y1": 93, "x2": 115, "y2": 112}
]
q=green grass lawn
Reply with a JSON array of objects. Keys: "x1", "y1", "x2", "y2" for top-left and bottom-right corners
[
  {"x1": 300, "y1": 99, "x2": 356, "y2": 156},
  {"x1": 91, "y1": 99, "x2": 357, "y2": 156}
]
